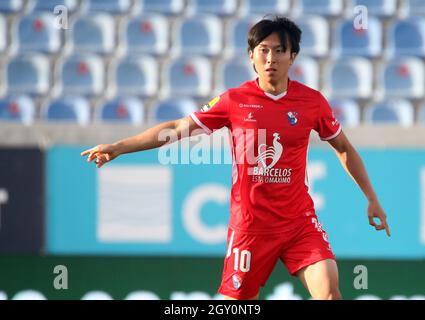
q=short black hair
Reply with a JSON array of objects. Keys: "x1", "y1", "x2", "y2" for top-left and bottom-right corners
[{"x1": 247, "y1": 16, "x2": 302, "y2": 55}]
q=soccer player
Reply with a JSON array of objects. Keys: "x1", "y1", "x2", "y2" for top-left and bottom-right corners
[{"x1": 81, "y1": 16, "x2": 390, "y2": 300}]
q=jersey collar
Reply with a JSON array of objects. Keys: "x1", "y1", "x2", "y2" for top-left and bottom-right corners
[{"x1": 254, "y1": 78, "x2": 291, "y2": 101}]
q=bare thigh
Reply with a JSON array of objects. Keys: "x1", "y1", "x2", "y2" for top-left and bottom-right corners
[{"x1": 296, "y1": 259, "x2": 342, "y2": 300}]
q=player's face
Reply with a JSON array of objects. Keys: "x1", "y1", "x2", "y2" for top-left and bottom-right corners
[{"x1": 249, "y1": 32, "x2": 296, "y2": 90}]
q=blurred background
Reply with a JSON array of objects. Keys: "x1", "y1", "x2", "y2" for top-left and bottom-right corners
[{"x1": 0, "y1": 0, "x2": 424, "y2": 300}]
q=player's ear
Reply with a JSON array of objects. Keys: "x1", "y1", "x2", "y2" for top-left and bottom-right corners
[
  {"x1": 289, "y1": 52, "x2": 297, "y2": 65},
  {"x1": 248, "y1": 49, "x2": 254, "y2": 62}
]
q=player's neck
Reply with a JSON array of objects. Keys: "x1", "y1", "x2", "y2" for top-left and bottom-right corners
[{"x1": 257, "y1": 77, "x2": 288, "y2": 96}]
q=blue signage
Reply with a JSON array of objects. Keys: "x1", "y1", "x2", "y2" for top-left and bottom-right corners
[{"x1": 47, "y1": 145, "x2": 425, "y2": 258}]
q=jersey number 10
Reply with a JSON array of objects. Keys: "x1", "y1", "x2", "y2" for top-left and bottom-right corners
[{"x1": 232, "y1": 248, "x2": 251, "y2": 272}]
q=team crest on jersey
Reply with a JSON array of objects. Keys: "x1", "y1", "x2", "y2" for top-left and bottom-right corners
[
  {"x1": 201, "y1": 96, "x2": 220, "y2": 112},
  {"x1": 232, "y1": 274, "x2": 242, "y2": 290},
  {"x1": 287, "y1": 111, "x2": 298, "y2": 126}
]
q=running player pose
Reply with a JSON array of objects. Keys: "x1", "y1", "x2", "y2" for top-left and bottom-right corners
[{"x1": 81, "y1": 16, "x2": 390, "y2": 300}]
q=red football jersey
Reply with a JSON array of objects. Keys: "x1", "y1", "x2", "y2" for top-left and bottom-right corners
[{"x1": 190, "y1": 79, "x2": 341, "y2": 234}]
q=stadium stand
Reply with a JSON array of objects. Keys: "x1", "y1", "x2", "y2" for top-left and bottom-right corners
[
  {"x1": 186, "y1": 0, "x2": 238, "y2": 17},
  {"x1": 71, "y1": 14, "x2": 116, "y2": 54},
  {"x1": 348, "y1": 0, "x2": 397, "y2": 18},
  {"x1": 364, "y1": 99, "x2": 415, "y2": 126},
  {"x1": 292, "y1": 0, "x2": 344, "y2": 17},
  {"x1": 379, "y1": 57, "x2": 425, "y2": 99},
  {"x1": 387, "y1": 18, "x2": 425, "y2": 58},
  {"x1": 295, "y1": 15, "x2": 329, "y2": 57},
  {"x1": 150, "y1": 98, "x2": 198, "y2": 123},
  {"x1": 0, "y1": 0, "x2": 423, "y2": 127},
  {"x1": 238, "y1": 0, "x2": 290, "y2": 17},
  {"x1": 96, "y1": 96, "x2": 145, "y2": 124},
  {"x1": 323, "y1": 57, "x2": 373, "y2": 99},
  {"x1": 172, "y1": 14, "x2": 223, "y2": 57},
  {"x1": 113, "y1": 55, "x2": 158, "y2": 97},
  {"x1": 288, "y1": 55, "x2": 319, "y2": 90},
  {"x1": 0, "y1": 14, "x2": 6, "y2": 53},
  {"x1": 333, "y1": 16, "x2": 382, "y2": 58},
  {"x1": 0, "y1": 95, "x2": 35, "y2": 124},
  {"x1": 43, "y1": 95, "x2": 90, "y2": 124},
  {"x1": 7, "y1": 54, "x2": 50, "y2": 95},
  {"x1": 215, "y1": 57, "x2": 256, "y2": 93},
  {"x1": 29, "y1": 0, "x2": 78, "y2": 12},
  {"x1": 59, "y1": 54, "x2": 104, "y2": 96},
  {"x1": 162, "y1": 56, "x2": 212, "y2": 98},
  {"x1": 328, "y1": 98, "x2": 361, "y2": 127},
  {"x1": 80, "y1": 0, "x2": 132, "y2": 14},
  {"x1": 135, "y1": 0, "x2": 185, "y2": 16},
  {"x1": 124, "y1": 14, "x2": 169, "y2": 56},
  {"x1": 15, "y1": 13, "x2": 62, "y2": 53}
]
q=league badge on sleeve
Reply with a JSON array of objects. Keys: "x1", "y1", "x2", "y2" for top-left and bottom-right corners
[
  {"x1": 201, "y1": 96, "x2": 220, "y2": 112},
  {"x1": 232, "y1": 274, "x2": 242, "y2": 290},
  {"x1": 287, "y1": 111, "x2": 298, "y2": 126}
]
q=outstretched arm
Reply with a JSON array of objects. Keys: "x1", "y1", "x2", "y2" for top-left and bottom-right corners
[
  {"x1": 81, "y1": 116, "x2": 200, "y2": 168},
  {"x1": 327, "y1": 131, "x2": 391, "y2": 237}
]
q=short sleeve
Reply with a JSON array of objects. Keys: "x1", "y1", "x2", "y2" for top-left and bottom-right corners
[
  {"x1": 315, "y1": 93, "x2": 342, "y2": 141},
  {"x1": 190, "y1": 93, "x2": 230, "y2": 134}
]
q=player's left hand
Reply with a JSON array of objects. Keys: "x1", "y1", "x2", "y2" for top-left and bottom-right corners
[{"x1": 367, "y1": 199, "x2": 391, "y2": 237}]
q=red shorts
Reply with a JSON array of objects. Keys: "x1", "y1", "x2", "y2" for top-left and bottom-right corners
[{"x1": 218, "y1": 212, "x2": 335, "y2": 299}]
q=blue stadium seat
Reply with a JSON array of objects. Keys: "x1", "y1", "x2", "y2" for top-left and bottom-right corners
[
  {"x1": 293, "y1": 0, "x2": 344, "y2": 17},
  {"x1": 226, "y1": 16, "x2": 261, "y2": 57},
  {"x1": 0, "y1": 0, "x2": 24, "y2": 12},
  {"x1": 60, "y1": 54, "x2": 104, "y2": 96},
  {"x1": 239, "y1": 0, "x2": 290, "y2": 16},
  {"x1": 387, "y1": 18, "x2": 425, "y2": 58},
  {"x1": 136, "y1": 0, "x2": 185, "y2": 15},
  {"x1": 43, "y1": 96, "x2": 90, "y2": 124},
  {"x1": 124, "y1": 15, "x2": 168, "y2": 55},
  {"x1": 150, "y1": 98, "x2": 198, "y2": 123},
  {"x1": 81, "y1": 0, "x2": 131, "y2": 14},
  {"x1": 364, "y1": 99, "x2": 414, "y2": 126},
  {"x1": 379, "y1": 57, "x2": 425, "y2": 99},
  {"x1": 324, "y1": 57, "x2": 373, "y2": 99},
  {"x1": 328, "y1": 99, "x2": 360, "y2": 127},
  {"x1": 333, "y1": 17, "x2": 382, "y2": 58},
  {"x1": 401, "y1": 0, "x2": 425, "y2": 17},
  {"x1": 16, "y1": 13, "x2": 61, "y2": 53},
  {"x1": 215, "y1": 58, "x2": 256, "y2": 93},
  {"x1": 0, "y1": 95, "x2": 35, "y2": 124},
  {"x1": 288, "y1": 56, "x2": 319, "y2": 90},
  {"x1": 0, "y1": 14, "x2": 6, "y2": 53},
  {"x1": 113, "y1": 56, "x2": 158, "y2": 97},
  {"x1": 7, "y1": 54, "x2": 50, "y2": 95},
  {"x1": 186, "y1": 0, "x2": 238, "y2": 16},
  {"x1": 172, "y1": 15, "x2": 222, "y2": 57},
  {"x1": 418, "y1": 104, "x2": 425, "y2": 124},
  {"x1": 96, "y1": 97, "x2": 144, "y2": 124},
  {"x1": 349, "y1": 0, "x2": 397, "y2": 17},
  {"x1": 296, "y1": 16, "x2": 329, "y2": 57},
  {"x1": 71, "y1": 14, "x2": 115, "y2": 54},
  {"x1": 29, "y1": 0, "x2": 78, "y2": 12},
  {"x1": 162, "y1": 56, "x2": 212, "y2": 98}
]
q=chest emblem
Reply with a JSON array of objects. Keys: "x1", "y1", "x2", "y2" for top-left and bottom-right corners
[{"x1": 287, "y1": 111, "x2": 298, "y2": 126}]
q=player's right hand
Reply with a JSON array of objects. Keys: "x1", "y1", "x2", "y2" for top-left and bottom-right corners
[{"x1": 80, "y1": 144, "x2": 120, "y2": 168}]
